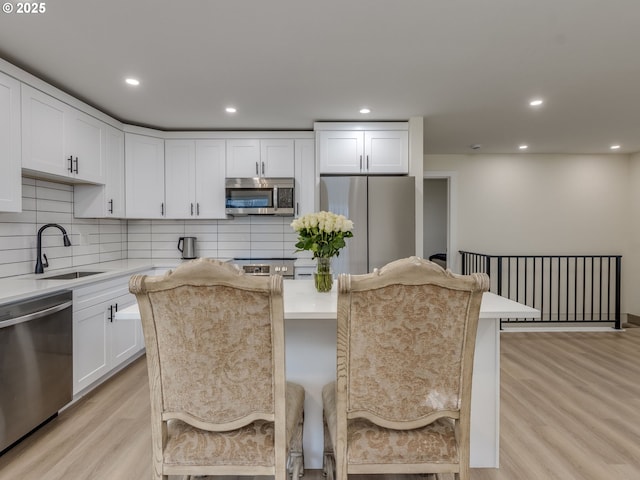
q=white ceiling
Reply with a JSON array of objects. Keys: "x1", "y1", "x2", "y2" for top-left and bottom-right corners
[{"x1": 1, "y1": 0, "x2": 640, "y2": 154}]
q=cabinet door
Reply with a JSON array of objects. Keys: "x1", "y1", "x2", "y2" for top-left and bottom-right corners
[
  {"x1": 66, "y1": 108, "x2": 106, "y2": 184},
  {"x1": 0, "y1": 71, "x2": 21, "y2": 212},
  {"x1": 73, "y1": 126, "x2": 125, "y2": 218},
  {"x1": 318, "y1": 131, "x2": 364, "y2": 174},
  {"x1": 226, "y1": 139, "x2": 260, "y2": 177},
  {"x1": 73, "y1": 300, "x2": 109, "y2": 394},
  {"x1": 294, "y1": 139, "x2": 315, "y2": 217},
  {"x1": 195, "y1": 139, "x2": 226, "y2": 218},
  {"x1": 110, "y1": 292, "x2": 139, "y2": 367},
  {"x1": 21, "y1": 84, "x2": 69, "y2": 177},
  {"x1": 165, "y1": 139, "x2": 195, "y2": 218},
  {"x1": 261, "y1": 139, "x2": 294, "y2": 177},
  {"x1": 125, "y1": 133, "x2": 165, "y2": 218},
  {"x1": 365, "y1": 130, "x2": 409, "y2": 174},
  {"x1": 105, "y1": 126, "x2": 125, "y2": 217}
]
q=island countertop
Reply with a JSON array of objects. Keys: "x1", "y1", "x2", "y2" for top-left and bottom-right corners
[{"x1": 117, "y1": 279, "x2": 540, "y2": 320}]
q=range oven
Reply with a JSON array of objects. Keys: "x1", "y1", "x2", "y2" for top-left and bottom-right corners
[
  {"x1": 225, "y1": 177, "x2": 295, "y2": 216},
  {"x1": 233, "y1": 258, "x2": 295, "y2": 279}
]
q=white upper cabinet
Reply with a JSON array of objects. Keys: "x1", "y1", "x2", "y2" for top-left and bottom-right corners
[
  {"x1": 0, "y1": 71, "x2": 21, "y2": 212},
  {"x1": 294, "y1": 138, "x2": 315, "y2": 217},
  {"x1": 74, "y1": 126, "x2": 125, "y2": 218},
  {"x1": 316, "y1": 123, "x2": 409, "y2": 174},
  {"x1": 125, "y1": 133, "x2": 165, "y2": 218},
  {"x1": 227, "y1": 138, "x2": 294, "y2": 178},
  {"x1": 22, "y1": 84, "x2": 106, "y2": 184},
  {"x1": 164, "y1": 139, "x2": 225, "y2": 219}
]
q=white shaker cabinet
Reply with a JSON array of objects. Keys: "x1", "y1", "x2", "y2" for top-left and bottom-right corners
[
  {"x1": 227, "y1": 138, "x2": 294, "y2": 178},
  {"x1": 294, "y1": 138, "x2": 315, "y2": 217},
  {"x1": 125, "y1": 133, "x2": 165, "y2": 218},
  {"x1": 0, "y1": 71, "x2": 21, "y2": 212},
  {"x1": 74, "y1": 126, "x2": 125, "y2": 218},
  {"x1": 164, "y1": 139, "x2": 226, "y2": 219},
  {"x1": 316, "y1": 123, "x2": 408, "y2": 174},
  {"x1": 22, "y1": 84, "x2": 106, "y2": 184},
  {"x1": 73, "y1": 275, "x2": 140, "y2": 395}
]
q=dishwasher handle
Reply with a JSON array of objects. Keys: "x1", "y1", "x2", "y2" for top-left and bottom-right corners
[{"x1": 0, "y1": 300, "x2": 73, "y2": 329}]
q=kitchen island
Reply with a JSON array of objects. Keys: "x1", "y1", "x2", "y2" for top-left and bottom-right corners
[{"x1": 117, "y1": 279, "x2": 540, "y2": 470}]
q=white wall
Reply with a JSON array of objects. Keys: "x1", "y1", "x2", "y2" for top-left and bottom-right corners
[
  {"x1": 626, "y1": 152, "x2": 640, "y2": 316},
  {"x1": 425, "y1": 153, "x2": 634, "y2": 314}
]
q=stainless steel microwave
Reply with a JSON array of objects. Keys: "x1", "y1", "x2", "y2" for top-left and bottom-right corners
[{"x1": 225, "y1": 177, "x2": 295, "y2": 216}]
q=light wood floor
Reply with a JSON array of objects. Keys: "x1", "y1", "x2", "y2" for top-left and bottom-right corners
[{"x1": 1, "y1": 328, "x2": 639, "y2": 480}]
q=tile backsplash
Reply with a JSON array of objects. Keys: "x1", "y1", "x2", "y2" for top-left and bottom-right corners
[
  {"x1": 0, "y1": 178, "x2": 127, "y2": 278},
  {"x1": 0, "y1": 178, "x2": 303, "y2": 279}
]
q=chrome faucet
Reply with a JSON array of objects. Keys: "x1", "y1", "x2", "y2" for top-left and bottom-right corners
[{"x1": 35, "y1": 223, "x2": 72, "y2": 274}]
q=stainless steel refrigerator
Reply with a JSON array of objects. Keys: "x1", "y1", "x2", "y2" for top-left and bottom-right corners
[{"x1": 320, "y1": 176, "x2": 415, "y2": 275}]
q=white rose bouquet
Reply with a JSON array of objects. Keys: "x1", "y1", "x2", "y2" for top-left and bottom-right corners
[{"x1": 290, "y1": 211, "x2": 354, "y2": 258}]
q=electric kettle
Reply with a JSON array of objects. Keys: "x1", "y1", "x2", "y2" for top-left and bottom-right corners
[{"x1": 177, "y1": 237, "x2": 197, "y2": 259}]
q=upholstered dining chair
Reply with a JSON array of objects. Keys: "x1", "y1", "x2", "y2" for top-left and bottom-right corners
[
  {"x1": 129, "y1": 258, "x2": 305, "y2": 479},
  {"x1": 322, "y1": 256, "x2": 489, "y2": 480}
]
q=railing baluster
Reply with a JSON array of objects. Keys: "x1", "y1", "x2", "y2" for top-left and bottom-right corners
[{"x1": 458, "y1": 251, "x2": 622, "y2": 328}]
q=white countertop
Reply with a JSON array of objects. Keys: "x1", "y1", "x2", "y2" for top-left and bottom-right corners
[
  {"x1": 117, "y1": 279, "x2": 540, "y2": 321},
  {"x1": 0, "y1": 259, "x2": 182, "y2": 305}
]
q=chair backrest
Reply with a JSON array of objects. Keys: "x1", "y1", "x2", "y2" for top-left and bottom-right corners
[
  {"x1": 129, "y1": 258, "x2": 286, "y2": 431},
  {"x1": 336, "y1": 256, "x2": 489, "y2": 429}
]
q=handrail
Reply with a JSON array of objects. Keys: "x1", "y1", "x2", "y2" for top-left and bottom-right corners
[{"x1": 460, "y1": 251, "x2": 622, "y2": 330}]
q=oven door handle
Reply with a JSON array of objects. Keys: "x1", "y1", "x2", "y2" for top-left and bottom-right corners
[{"x1": 0, "y1": 300, "x2": 73, "y2": 329}]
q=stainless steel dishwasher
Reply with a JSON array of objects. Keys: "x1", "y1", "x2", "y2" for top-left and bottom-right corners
[{"x1": 0, "y1": 290, "x2": 73, "y2": 454}]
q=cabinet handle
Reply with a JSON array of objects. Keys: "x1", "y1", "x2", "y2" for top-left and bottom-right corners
[
  {"x1": 196, "y1": 203, "x2": 200, "y2": 216},
  {"x1": 68, "y1": 156, "x2": 74, "y2": 173},
  {"x1": 108, "y1": 199, "x2": 114, "y2": 214},
  {"x1": 108, "y1": 303, "x2": 118, "y2": 323},
  {"x1": 261, "y1": 161, "x2": 265, "y2": 175},
  {"x1": 296, "y1": 202, "x2": 299, "y2": 216},
  {"x1": 161, "y1": 203, "x2": 164, "y2": 216},
  {"x1": 359, "y1": 155, "x2": 363, "y2": 171},
  {"x1": 190, "y1": 203, "x2": 194, "y2": 216},
  {"x1": 255, "y1": 162, "x2": 259, "y2": 175},
  {"x1": 74, "y1": 157, "x2": 79, "y2": 174},
  {"x1": 366, "y1": 154, "x2": 369, "y2": 171}
]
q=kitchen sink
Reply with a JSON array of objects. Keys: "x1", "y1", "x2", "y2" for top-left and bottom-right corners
[{"x1": 37, "y1": 271, "x2": 105, "y2": 280}]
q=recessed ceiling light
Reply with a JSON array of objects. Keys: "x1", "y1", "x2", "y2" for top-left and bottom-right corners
[
  {"x1": 359, "y1": 108, "x2": 371, "y2": 114},
  {"x1": 610, "y1": 144, "x2": 621, "y2": 150},
  {"x1": 529, "y1": 99, "x2": 543, "y2": 107},
  {"x1": 225, "y1": 107, "x2": 237, "y2": 113},
  {"x1": 519, "y1": 144, "x2": 528, "y2": 150},
  {"x1": 125, "y1": 78, "x2": 140, "y2": 86}
]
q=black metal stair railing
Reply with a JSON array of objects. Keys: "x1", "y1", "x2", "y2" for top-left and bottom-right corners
[{"x1": 460, "y1": 251, "x2": 622, "y2": 330}]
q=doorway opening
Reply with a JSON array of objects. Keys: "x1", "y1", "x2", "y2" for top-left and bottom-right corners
[{"x1": 423, "y1": 173, "x2": 457, "y2": 272}]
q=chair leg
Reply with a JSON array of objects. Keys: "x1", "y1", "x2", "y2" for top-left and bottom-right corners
[
  {"x1": 289, "y1": 408, "x2": 305, "y2": 478},
  {"x1": 323, "y1": 452, "x2": 335, "y2": 480},
  {"x1": 322, "y1": 411, "x2": 335, "y2": 479}
]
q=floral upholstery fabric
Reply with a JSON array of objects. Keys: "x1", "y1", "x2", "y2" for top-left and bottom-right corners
[
  {"x1": 323, "y1": 382, "x2": 458, "y2": 466},
  {"x1": 148, "y1": 284, "x2": 273, "y2": 424},
  {"x1": 348, "y1": 284, "x2": 471, "y2": 420},
  {"x1": 164, "y1": 382, "x2": 304, "y2": 467}
]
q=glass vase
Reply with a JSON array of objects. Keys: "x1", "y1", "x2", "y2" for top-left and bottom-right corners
[{"x1": 314, "y1": 257, "x2": 333, "y2": 292}]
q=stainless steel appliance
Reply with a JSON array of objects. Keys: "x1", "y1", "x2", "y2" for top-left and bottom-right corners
[
  {"x1": 177, "y1": 236, "x2": 197, "y2": 259},
  {"x1": 232, "y1": 258, "x2": 295, "y2": 279},
  {"x1": 0, "y1": 291, "x2": 73, "y2": 453},
  {"x1": 225, "y1": 177, "x2": 295, "y2": 216},
  {"x1": 320, "y1": 175, "x2": 415, "y2": 275}
]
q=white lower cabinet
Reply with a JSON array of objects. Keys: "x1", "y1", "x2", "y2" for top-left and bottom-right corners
[{"x1": 73, "y1": 275, "x2": 142, "y2": 395}]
